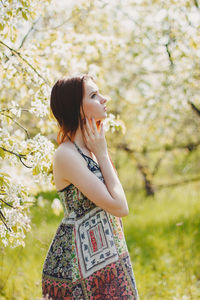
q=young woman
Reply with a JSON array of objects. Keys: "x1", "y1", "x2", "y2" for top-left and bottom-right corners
[{"x1": 42, "y1": 74, "x2": 139, "y2": 299}]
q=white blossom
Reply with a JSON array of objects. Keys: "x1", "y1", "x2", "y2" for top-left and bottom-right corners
[{"x1": 51, "y1": 198, "x2": 63, "y2": 216}]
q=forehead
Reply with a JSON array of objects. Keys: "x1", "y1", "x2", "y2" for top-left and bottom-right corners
[{"x1": 84, "y1": 78, "x2": 98, "y2": 94}]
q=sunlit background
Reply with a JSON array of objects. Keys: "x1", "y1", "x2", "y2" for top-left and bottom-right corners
[{"x1": 0, "y1": 0, "x2": 200, "y2": 299}]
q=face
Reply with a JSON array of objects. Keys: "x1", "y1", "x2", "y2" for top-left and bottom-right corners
[{"x1": 82, "y1": 78, "x2": 108, "y2": 121}]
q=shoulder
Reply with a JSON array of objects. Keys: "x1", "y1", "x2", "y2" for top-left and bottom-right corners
[
  {"x1": 54, "y1": 142, "x2": 74, "y2": 164},
  {"x1": 53, "y1": 141, "x2": 86, "y2": 168},
  {"x1": 54, "y1": 141, "x2": 73, "y2": 157}
]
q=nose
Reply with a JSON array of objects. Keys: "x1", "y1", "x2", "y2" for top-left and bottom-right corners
[{"x1": 100, "y1": 94, "x2": 107, "y2": 104}]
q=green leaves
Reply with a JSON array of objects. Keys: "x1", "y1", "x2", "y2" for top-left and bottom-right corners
[{"x1": 21, "y1": 10, "x2": 28, "y2": 21}]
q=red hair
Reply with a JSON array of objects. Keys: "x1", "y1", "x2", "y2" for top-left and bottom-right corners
[
  {"x1": 50, "y1": 73, "x2": 117, "y2": 174},
  {"x1": 50, "y1": 73, "x2": 101, "y2": 145}
]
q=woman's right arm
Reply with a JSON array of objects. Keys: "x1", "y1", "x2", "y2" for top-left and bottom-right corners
[
  {"x1": 54, "y1": 147, "x2": 129, "y2": 217},
  {"x1": 83, "y1": 117, "x2": 129, "y2": 216},
  {"x1": 95, "y1": 150, "x2": 129, "y2": 216}
]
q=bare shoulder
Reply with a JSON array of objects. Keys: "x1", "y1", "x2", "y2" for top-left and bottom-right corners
[
  {"x1": 54, "y1": 141, "x2": 73, "y2": 159},
  {"x1": 53, "y1": 141, "x2": 87, "y2": 171},
  {"x1": 53, "y1": 141, "x2": 127, "y2": 217},
  {"x1": 53, "y1": 141, "x2": 87, "y2": 191}
]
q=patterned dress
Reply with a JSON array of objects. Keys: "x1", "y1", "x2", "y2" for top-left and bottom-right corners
[{"x1": 42, "y1": 141, "x2": 139, "y2": 299}]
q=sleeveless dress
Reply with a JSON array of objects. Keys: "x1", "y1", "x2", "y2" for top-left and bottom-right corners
[{"x1": 42, "y1": 141, "x2": 139, "y2": 300}]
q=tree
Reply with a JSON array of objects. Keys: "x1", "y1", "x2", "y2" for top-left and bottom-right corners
[{"x1": 1, "y1": 0, "x2": 200, "y2": 247}]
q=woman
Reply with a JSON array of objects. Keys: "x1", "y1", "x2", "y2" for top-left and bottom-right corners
[{"x1": 42, "y1": 74, "x2": 139, "y2": 299}]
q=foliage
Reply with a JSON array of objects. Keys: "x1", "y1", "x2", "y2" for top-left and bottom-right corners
[
  {"x1": 0, "y1": 184, "x2": 199, "y2": 299},
  {"x1": 0, "y1": 0, "x2": 200, "y2": 249}
]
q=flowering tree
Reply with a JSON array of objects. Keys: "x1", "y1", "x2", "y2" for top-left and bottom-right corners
[
  {"x1": 0, "y1": 0, "x2": 55, "y2": 247},
  {"x1": 0, "y1": 0, "x2": 124, "y2": 247},
  {"x1": 1, "y1": 0, "x2": 200, "y2": 247}
]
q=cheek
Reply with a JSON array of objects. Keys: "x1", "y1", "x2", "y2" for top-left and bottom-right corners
[{"x1": 83, "y1": 102, "x2": 97, "y2": 114}]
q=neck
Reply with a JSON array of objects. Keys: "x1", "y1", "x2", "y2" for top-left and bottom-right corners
[
  {"x1": 66, "y1": 118, "x2": 100, "y2": 154},
  {"x1": 73, "y1": 126, "x2": 87, "y2": 150}
]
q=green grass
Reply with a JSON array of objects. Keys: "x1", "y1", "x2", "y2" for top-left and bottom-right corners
[
  {"x1": 124, "y1": 184, "x2": 200, "y2": 299},
  {"x1": 0, "y1": 184, "x2": 199, "y2": 299}
]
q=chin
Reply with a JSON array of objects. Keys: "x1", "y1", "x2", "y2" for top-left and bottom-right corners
[{"x1": 96, "y1": 114, "x2": 107, "y2": 121}]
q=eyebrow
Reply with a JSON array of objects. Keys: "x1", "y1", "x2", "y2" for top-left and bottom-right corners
[{"x1": 89, "y1": 89, "x2": 99, "y2": 96}]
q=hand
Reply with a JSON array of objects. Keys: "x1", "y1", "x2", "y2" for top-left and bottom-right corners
[{"x1": 83, "y1": 117, "x2": 108, "y2": 157}]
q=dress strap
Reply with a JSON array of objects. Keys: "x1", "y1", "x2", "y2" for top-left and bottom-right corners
[
  {"x1": 74, "y1": 142, "x2": 85, "y2": 157},
  {"x1": 66, "y1": 134, "x2": 86, "y2": 159},
  {"x1": 66, "y1": 134, "x2": 100, "y2": 167}
]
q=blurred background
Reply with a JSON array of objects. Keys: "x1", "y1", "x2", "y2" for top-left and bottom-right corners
[{"x1": 0, "y1": 0, "x2": 200, "y2": 299}]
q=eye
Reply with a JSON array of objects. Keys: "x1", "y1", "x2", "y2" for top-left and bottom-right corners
[{"x1": 91, "y1": 93, "x2": 97, "y2": 98}]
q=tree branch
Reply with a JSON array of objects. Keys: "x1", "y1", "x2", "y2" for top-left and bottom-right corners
[
  {"x1": 0, "y1": 147, "x2": 33, "y2": 168},
  {"x1": 188, "y1": 100, "x2": 200, "y2": 117},
  {"x1": 118, "y1": 140, "x2": 200, "y2": 154},
  {"x1": 0, "y1": 108, "x2": 30, "y2": 113},
  {"x1": 0, "y1": 210, "x2": 11, "y2": 232},
  {"x1": 165, "y1": 41, "x2": 174, "y2": 68},
  {"x1": 0, "y1": 40, "x2": 50, "y2": 86},
  {"x1": 156, "y1": 175, "x2": 200, "y2": 189},
  {"x1": 1, "y1": 112, "x2": 30, "y2": 139},
  {"x1": 18, "y1": 16, "x2": 41, "y2": 50},
  {"x1": 194, "y1": 0, "x2": 199, "y2": 9}
]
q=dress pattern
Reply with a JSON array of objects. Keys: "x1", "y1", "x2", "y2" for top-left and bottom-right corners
[{"x1": 42, "y1": 141, "x2": 139, "y2": 299}]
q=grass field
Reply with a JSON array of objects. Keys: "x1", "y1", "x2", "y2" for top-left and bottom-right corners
[{"x1": 0, "y1": 183, "x2": 199, "y2": 299}]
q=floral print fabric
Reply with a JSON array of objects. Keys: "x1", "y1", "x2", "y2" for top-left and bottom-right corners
[{"x1": 42, "y1": 142, "x2": 139, "y2": 299}]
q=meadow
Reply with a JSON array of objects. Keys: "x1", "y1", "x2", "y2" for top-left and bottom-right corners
[
  {"x1": 0, "y1": 183, "x2": 199, "y2": 299},
  {"x1": 1, "y1": 0, "x2": 200, "y2": 299}
]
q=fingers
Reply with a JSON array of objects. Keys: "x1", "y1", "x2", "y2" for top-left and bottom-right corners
[
  {"x1": 91, "y1": 117, "x2": 98, "y2": 135},
  {"x1": 100, "y1": 121, "x2": 104, "y2": 135},
  {"x1": 83, "y1": 124, "x2": 89, "y2": 140},
  {"x1": 85, "y1": 117, "x2": 94, "y2": 138}
]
